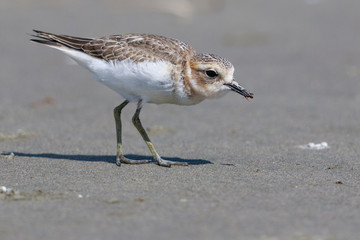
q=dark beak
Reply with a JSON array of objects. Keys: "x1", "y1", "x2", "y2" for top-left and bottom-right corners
[{"x1": 224, "y1": 82, "x2": 254, "y2": 99}]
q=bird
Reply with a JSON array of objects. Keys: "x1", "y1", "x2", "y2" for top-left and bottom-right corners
[{"x1": 30, "y1": 30, "x2": 253, "y2": 167}]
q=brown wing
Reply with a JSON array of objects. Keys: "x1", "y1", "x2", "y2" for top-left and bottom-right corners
[
  {"x1": 82, "y1": 34, "x2": 195, "y2": 64},
  {"x1": 31, "y1": 30, "x2": 196, "y2": 65}
]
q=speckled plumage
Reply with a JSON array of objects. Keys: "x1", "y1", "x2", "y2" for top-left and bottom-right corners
[{"x1": 32, "y1": 31, "x2": 195, "y2": 64}]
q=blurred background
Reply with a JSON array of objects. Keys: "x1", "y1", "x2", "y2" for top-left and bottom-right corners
[{"x1": 1, "y1": 0, "x2": 360, "y2": 239}]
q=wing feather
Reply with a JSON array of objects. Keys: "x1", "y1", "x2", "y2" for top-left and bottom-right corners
[{"x1": 31, "y1": 30, "x2": 196, "y2": 64}]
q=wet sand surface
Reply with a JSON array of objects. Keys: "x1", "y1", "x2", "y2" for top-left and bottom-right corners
[{"x1": 1, "y1": 1, "x2": 360, "y2": 239}]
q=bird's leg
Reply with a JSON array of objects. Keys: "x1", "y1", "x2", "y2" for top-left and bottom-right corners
[
  {"x1": 132, "y1": 100, "x2": 188, "y2": 167},
  {"x1": 113, "y1": 100, "x2": 150, "y2": 166}
]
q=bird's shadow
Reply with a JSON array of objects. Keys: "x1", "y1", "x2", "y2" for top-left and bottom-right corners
[{"x1": 7, "y1": 152, "x2": 212, "y2": 165}]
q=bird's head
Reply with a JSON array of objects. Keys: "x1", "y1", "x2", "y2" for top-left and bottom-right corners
[{"x1": 188, "y1": 53, "x2": 253, "y2": 100}]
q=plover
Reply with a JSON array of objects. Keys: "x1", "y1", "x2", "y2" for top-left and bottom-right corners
[{"x1": 31, "y1": 30, "x2": 253, "y2": 167}]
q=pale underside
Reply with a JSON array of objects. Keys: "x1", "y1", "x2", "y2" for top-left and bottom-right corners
[{"x1": 54, "y1": 47, "x2": 201, "y2": 105}]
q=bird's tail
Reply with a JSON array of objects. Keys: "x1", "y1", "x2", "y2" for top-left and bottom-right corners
[{"x1": 30, "y1": 29, "x2": 92, "y2": 50}]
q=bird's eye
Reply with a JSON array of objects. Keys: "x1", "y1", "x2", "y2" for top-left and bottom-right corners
[{"x1": 205, "y1": 69, "x2": 218, "y2": 78}]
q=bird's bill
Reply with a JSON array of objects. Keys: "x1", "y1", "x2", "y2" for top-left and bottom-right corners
[{"x1": 224, "y1": 82, "x2": 254, "y2": 99}]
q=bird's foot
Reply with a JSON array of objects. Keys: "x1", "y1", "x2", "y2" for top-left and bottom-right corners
[
  {"x1": 116, "y1": 156, "x2": 151, "y2": 166},
  {"x1": 156, "y1": 158, "x2": 188, "y2": 167}
]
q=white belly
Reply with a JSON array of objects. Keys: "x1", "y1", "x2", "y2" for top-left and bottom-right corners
[
  {"x1": 55, "y1": 47, "x2": 180, "y2": 104},
  {"x1": 91, "y1": 60, "x2": 176, "y2": 104}
]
